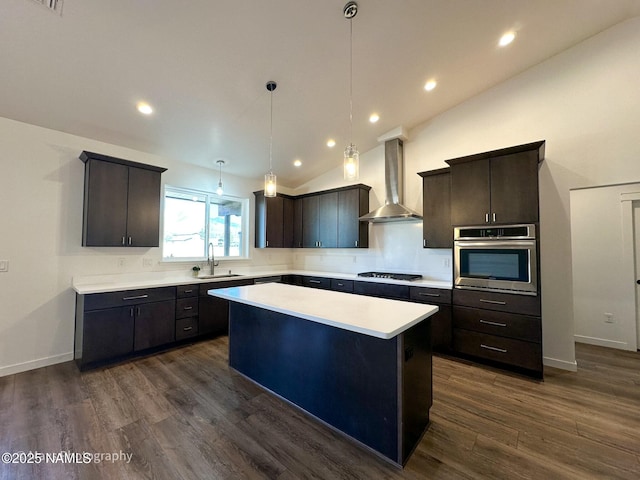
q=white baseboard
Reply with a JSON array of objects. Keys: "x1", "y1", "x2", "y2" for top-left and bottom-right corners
[
  {"x1": 574, "y1": 335, "x2": 632, "y2": 351},
  {"x1": 0, "y1": 352, "x2": 74, "y2": 377},
  {"x1": 543, "y1": 355, "x2": 578, "y2": 372}
]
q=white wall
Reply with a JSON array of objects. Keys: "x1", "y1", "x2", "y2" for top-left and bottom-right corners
[
  {"x1": 0, "y1": 117, "x2": 291, "y2": 376},
  {"x1": 295, "y1": 16, "x2": 640, "y2": 371},
  {"x1": 570, "y1": 183, "x2": 640, "y2": 351}
]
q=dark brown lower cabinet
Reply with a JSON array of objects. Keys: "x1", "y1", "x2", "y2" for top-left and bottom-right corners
[
  {"x1": 409, "y1": 286, "x2": 453, "y2": 352},
  {"x1": 75, "y1": 287, "x2": 176, "y2": 369},
  {"x1": 81, "y1": 307, "x2": 134, "y2": 365},
  {"x1": 133, "y1": 300, "x2": 176, "y2": 351},
  {"x1": 451, "y1": 289, "x2": 543, "y2": 377},
  {"x1": 198, "y1": 278, "x2": 255, "y2": 336}
]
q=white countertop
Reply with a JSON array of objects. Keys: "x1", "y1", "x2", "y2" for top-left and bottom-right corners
[
  {"x1": 209, "y1": 282, "x2": 439, "y2": 339},
  {"x1": 72, "y1": 269, "x2": 452, "y2": 294}
]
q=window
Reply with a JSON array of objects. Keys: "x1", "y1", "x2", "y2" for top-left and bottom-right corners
[{"x1": 162, "y1": 186, "x2": 248, "y2": 261}]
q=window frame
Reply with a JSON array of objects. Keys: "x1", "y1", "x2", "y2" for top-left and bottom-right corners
[{"x1": 161, "y1": 185, "x2": 250, "y2": 262}]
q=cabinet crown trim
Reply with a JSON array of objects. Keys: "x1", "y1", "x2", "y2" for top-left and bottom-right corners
[
  {"x1": 444, "y1": 140, "x2": 545, "y2": 167},
  {"x1": 80, "y1": 151, "x2": 167, "y2": 173},
  {"x1": 254, "y1": 183, "x2": 371, "y2": 199}
]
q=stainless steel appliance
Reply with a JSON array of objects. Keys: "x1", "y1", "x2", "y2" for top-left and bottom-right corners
[
  {"x1": 454, "y1": 224, "x2": 538, "y2": 295},
  {"x1": 357, "y1": 272, "x2": 422, "y2": 281}
]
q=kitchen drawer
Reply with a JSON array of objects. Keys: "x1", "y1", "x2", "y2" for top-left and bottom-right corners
[
  {"x1": 453, "y1": 306, "x2": 541, "y2": 343},
  {"x1": 176, "y1": 297, "x2": 198, "y2": 319},
  {"x1": 302, "y1": 276, "x2": 331, "y2": 290},
  {"x1": 176, "y1": 317, "x2": 199, "y2": 340},
  {"x1": 452, "y1": 288, "x2": 540, "y2": 316},
  {"x1": 354, "y1": 281, "x2": 409, "y2": 300},
  {"x1": 410, "y1": 286, "x2": 451, "y2": 305},
  {"x1": 453, "y1": 329, "x2": 542, "y2": 372},
  {"x1": 84, "y1": 286, "x2": 176, "y2": 311},
  {"x1": 331, "y1": 279, "x2": 354, "y2": 293},
  {"x1": 177, "y1": 284, "x2": 198, "y2": 298}
]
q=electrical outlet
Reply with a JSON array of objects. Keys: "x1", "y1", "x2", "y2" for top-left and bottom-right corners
[
  {"x1": 604, "y1": 313, "x2": 614, "y2": 324},
  {"x1": 443, "y1": 258, "x2": 451, "y2": 268},
  {"x1": 0, "y1": 260, "x2": 8, "y2": 272},
  {"x1": 118, "y1": 257, "x2": 126, "y2": 268}
]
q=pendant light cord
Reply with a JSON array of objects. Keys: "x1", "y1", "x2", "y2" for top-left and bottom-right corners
[
  {"x1": 269, "y1": 88, "x2": 274, "y2": 173},
  {"x1": 349, "y1": 16, "x2": 353, "y2": 145}
]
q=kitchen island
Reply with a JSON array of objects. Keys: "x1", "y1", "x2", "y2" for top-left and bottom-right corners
[{"x1": 209, "y1": 282, "x2": 438, "y2": 466}]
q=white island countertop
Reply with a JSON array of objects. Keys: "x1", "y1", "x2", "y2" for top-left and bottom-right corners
[{"x1": 209, "y1": 282, "x2": 439, "y2": 340}]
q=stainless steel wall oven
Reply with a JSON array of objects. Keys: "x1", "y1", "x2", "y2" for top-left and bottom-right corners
[{"x1": 454, "y1": 224, "x2": 538, "y2": 296}]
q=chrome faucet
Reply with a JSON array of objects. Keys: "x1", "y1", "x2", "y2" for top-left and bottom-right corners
[{"x1": 208, "y1": 242, "x2": 219, "y2": 275}]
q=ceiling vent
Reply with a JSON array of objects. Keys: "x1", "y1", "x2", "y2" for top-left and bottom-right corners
[{"x1": 28, "y1": 0, "x2": 64, "y2": 15}]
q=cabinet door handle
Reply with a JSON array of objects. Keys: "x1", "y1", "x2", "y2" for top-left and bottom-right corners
[
  {"x1": 418, "y1": 292, "x2": 441, "y2": 297},
  {"x1": 130, "y1": 307, "x2": 134, "y2": 317},
  {"x1": 355, "y1": 240, "x2": 358, "y2": 247},
  {"x1": 492, "y1": 213, "x2": 496, "y2": 223},
  {"x1": 423, "y1": 239, "x2": 427, "y2": 248},
  {"x1": 136, "y1": 307, "x2": 141, "y2": 316},
  {"x1": 123, "y1": 294, "x2": 149, "y2": 301},
  {"x1": 480, "y1": 319, "x2": 507, "y2": 327},
  {"x1": 266, "y1": 240, "x2": 269, "y2": 247},
  {"x1": 128, "y1": 236, "x2": 132, "y2": 245},
  {"x1": 479, "y1": 299, "x2": 506, "y2": 305},
  {"x1": 309, "y1": 280, "x2": 321, "y2": 284},
  {"x1": 121, "y1": 236, "x2": 126, "y2": 246},
  {"x1": 485, "y1": 213, "x2": 489, "y2": 223},
  {"x1": 481, "y1": 344, "x2": 507, "y2": 353},
  {"x1": 183, "y1": 326, "x2": 193, "y2": 332},
  {"x1": 183, "y1": 306, "x2": 193, "y2": 311}
]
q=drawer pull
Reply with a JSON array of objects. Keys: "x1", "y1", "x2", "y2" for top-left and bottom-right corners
[
  {"x1": 184, "y1": 289, "x2": 193, "y2": 294},
  {"x1": 183, "y1": 326, "x2": 193, "y2": 332},
  {"x1": 418, "y1": 292, "x2": 441, "y2": 297},
  {"x1": 309, "y1": 280, "x2": 321, "y2": 284},
  {"x1": 479, "y1": 319, "x2": 507, "y2": 327},
  {"x1": 123, "y1": 294, "x2": 149, "y2": 301},
  {"x1": 481, "y1": 344, "x2": 507, "y2": 353},
  {"x1": 480, "y1": 299, "x2": 507, "y2": 305},
  {"x1": 337, "y1": 283, "x2": 344, "y2": 286},
  {"x1": 183, "y1": 306, "x2": 193, "y2": 311}
]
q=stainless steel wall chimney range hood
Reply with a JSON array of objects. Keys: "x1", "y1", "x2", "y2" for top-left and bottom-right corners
[{"x1": 359, "y1": 130, "x2": 422, "y2": 223}]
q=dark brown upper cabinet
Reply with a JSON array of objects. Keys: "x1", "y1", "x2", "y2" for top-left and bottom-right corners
[
  {"x1": 418, "y1": 167, "x2": 452, "y2": 248},
  {"x1": 80, "y1": 151, "x2": 167, "y2": 247},
  {"x1": 337, "y1": 187, "x2": 370, "y2": 248},
  {"x1": 446, "y1": 141, "x2": 545, "y2": 226},
  {"x1": 254, "y1": 192, "x2": 295, "y2": 248},
  {"x1": 254, "y1": 184, "x2": 370, "y2": 249}
]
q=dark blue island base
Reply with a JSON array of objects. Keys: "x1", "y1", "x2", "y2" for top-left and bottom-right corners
[{"x1": 228, "y1": 302, "x2": 432, "y2": 467}]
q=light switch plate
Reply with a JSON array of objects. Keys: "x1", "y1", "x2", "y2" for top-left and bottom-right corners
[{"x1": 0, "y1": 260, "x2": 8, "y2": 272}]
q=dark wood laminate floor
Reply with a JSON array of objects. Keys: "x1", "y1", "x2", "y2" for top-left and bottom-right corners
[{"x1": 1, "y1": 340, "x2": 639, "y2": 479}]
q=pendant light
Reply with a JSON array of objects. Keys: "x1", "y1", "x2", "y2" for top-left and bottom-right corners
[
  {"x1": 264, "y1": 81, "x2": 277, "y2": 197},
  {"x1": 215, "y1": 160, "x2": 225, "y2": 196},
  {"x1": 343, "y1": 1, "x2": 359, "y2": 181}
]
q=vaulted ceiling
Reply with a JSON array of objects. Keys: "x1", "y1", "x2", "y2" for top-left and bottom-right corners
[{"x1": 2, "y1": 0, "x2": 640, "y2": 186}]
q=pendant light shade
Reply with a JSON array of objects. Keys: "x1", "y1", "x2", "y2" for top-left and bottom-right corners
[
  {"x1": 216, "y1": 160, "x2": 225, "y2": 196},
  {"x1": 343, "y1": 1, "x2": 359, "y2": 181},
  {"x1": 264, "y1": 81, "x2": 277, "y2": 197}
]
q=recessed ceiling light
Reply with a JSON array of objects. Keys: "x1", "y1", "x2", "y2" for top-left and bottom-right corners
[
  {"x1": 293, "y1": 159, "x2": 302, "y2": 167},
  {"x1": 424, "y1": 80, "x2": 437, "y2": 92},
  {"x1": 499, "y1": 31, "x2": 516, "y2": 47},
  {"x1": 136, "y1": 101, "x2": 153, "y2": 115},
  {"x1": 369, "y1": 113, "x2": 380, "y2": 123},
  {"x1": 327, "y1": 139, "x2": 336, "y2": 148}
]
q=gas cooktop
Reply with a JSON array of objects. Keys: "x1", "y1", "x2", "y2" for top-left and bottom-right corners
[{"x1": 357, "y1": 272, "x2": 422, "y2": 281}]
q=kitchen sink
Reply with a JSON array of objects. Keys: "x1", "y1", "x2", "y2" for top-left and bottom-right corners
[{"x1": 197, "y1": 273, "x2": 243, "y2": 279}]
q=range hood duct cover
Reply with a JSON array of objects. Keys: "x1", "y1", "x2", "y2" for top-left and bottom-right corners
[{"x1": 359, "y1": 138, "x2": 422, "y2": 223}]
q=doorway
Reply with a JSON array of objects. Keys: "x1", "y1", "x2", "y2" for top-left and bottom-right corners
[{"x1": 635, "y1": 202, "x2": 640, "y2": 350}]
